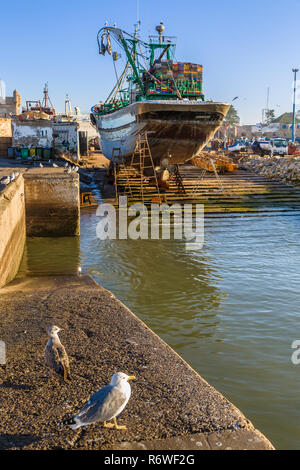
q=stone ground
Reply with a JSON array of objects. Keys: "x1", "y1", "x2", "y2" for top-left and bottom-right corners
[
  {"x1": 81, "y1": 151, "x2": 109, "y2": 169},
  {"x1": 0, "y1": 275, "x2": 274, "y2": 450},
  {"x1": 0, "y1": 152, "x2": 109, "y2": 170}
]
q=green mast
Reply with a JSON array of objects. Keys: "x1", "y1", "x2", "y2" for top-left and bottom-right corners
[
  {"x1": 94, "y1": 22, "x2": 204, "y2": 115},
  {"x1": 97, "y1": 25, "x2": 146, "y2": 96}
]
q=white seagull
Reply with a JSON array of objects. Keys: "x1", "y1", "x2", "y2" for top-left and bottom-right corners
[{"x1": 65, "y1": 372, "x2": 135, "y2": 430}]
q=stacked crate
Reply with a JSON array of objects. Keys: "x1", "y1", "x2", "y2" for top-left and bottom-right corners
[{"x1": 147, "y1": 61, "x2": 204, "y2": 98}]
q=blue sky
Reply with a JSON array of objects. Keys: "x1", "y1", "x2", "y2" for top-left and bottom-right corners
[{"x1": 1, "y1": 0, "x2": 299, "y2": 124}]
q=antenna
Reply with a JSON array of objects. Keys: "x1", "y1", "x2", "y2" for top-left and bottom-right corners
[
  {"x1": 137, "y1": 0, "x2": 140, "y2": 25},
  {"x1": 266, "y1": 86, "x2": 270, "y2": 109},
  {"x1": 43, "y1": 82, "x2": 48, "y2": 107},
  {"x1": 155, "y1": 22, "x2": 165, "y2": 44}
]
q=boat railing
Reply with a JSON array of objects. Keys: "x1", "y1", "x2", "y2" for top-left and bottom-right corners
[{"x1": 148, "y1": 35, "x2": 177, "y2": 45}]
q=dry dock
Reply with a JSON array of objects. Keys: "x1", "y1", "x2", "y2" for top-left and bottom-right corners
[
  {"x1": 0, "y1": 275, "x2": 274, "y2": 450},
  {"x1": 112, "y1": 164, "x2": 300, "y2": 214}
]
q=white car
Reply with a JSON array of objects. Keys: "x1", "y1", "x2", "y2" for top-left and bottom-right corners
[{"x1": 259, "y1": 138, "x2": 288, "y2": 156}]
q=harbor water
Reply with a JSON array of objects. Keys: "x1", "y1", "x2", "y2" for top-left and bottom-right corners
[{"x1": 17, "y1": 201, "x2": 300, "y2": 450}]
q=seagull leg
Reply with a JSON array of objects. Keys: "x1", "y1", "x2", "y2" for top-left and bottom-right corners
[
  {"x1": 63, "y1": 366, "x2": 70, "y2": 382},
  {"x1": 103, "y1": 421, "x2": 115, "y2": 429},
  {"x1": 113, "y1": 417, "x2": 127, "y2": 430}
]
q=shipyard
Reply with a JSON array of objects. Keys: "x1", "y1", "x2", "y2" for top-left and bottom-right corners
[{"x1": 0, "y1": 0, "x2": 300, "y2": 455}]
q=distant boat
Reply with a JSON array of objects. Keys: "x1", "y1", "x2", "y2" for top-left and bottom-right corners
[
  {"x1": 228, "y1": 142, "x2": 247, "y2": 152},
  {"x1": 91, "y1": 23, "x2": 230, "y2": 172}
]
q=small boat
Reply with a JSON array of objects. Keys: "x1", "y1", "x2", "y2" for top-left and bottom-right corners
[{"x1": 228, "y1": 141, "x2": 247, "y2": 152}]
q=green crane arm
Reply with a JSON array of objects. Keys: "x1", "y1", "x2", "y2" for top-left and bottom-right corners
[
  {"x1": 97, "y1": 26, "x2": 146, "y2": 96},
  {"x1": 120, "y1": 38, "x2": 145, "y2": 96}
]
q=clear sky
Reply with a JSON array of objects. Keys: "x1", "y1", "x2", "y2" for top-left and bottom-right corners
[{"x1": 1, "y1": 0, "x2": 299, "y2": 124}]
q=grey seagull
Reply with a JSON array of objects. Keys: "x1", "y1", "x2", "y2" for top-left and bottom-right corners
[
  {"x1": 64, "y1": 372, "x2": 135, "y2": 430},
  {"x1": 44, "y1": 325, "x2": 70, "y2": 381}
]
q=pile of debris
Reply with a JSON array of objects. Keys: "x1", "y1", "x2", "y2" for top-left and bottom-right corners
[
  {"x1": 240, "y1": 155, "x2": 300, "y2": 184},
  {"x1": 191, "y1": 151, "x2": 238, "y2": 173}
]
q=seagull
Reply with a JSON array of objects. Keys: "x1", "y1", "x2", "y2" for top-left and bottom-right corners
[
  {"x1": 65, "y1": 167, "x2": 72, "y2": 174},
  {"x1": 64, "y1": 372, "x2": 135, "y2": 430},
  {"x1": 64, "y1": 162, "x2": 69, "y2": 168},
  {"x1": 53, "y1": 163, "x2": 58, "y2": 168},
  {"x1": 44, "y1": 326, "x2": 71, "y2": 382},
  {"x1": 0, "y1": 176, "x2": 10, "y2": 185},
  {"x1": 39, "y1": 163, "x2": 43, "y2": 168},
  {"x1": 10, "y1": 172, "x2": 15, "y2": 182}
]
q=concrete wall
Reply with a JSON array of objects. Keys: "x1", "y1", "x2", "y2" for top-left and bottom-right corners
[
  {"x1": 23, "y1": 169, "x2": 80, "y2": 236},
  {"x1": 0, "y1": 168, "x2": 80, "y2": 287},
  {"x1": 53, "y1": 121, "x2": 78, "y2": 154},
  {"x1": 0, "y1": 173, "x2": 26, "y2": 287},
  {"x1": 77, "y1": 119, "x2": 98, "y2": 140},
  {"x1": 237, "y1": 124, "x2": 300, "y2": 139},
  {"x1": 0, "y1": 118, "x2": 12, "y2": 156},
  {"x1": 12, "y1": 120, "x2": 53, "y2": 148},
  {"x1": 0, "y1": 90, "x2": 21, "y2": 117}
]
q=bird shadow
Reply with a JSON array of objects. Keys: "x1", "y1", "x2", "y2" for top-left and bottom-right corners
[
  {"x1": 0, "y1": 380, "x2": 35, "y2": 391},
  {"x1": 0, "y1": 433, "x2": 41, "y2": 449}
]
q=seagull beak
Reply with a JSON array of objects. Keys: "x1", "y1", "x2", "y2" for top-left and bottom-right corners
[{"x1": 128, "y1": 375, "x2": 136, "y2": 381}]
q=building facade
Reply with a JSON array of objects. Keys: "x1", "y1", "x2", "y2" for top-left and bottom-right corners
[{"x1": 0, "y1": 90, "x2": 21, "y2": 117}]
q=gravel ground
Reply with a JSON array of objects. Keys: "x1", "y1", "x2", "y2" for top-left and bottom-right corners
[{"x1": 0, "y1": 275, "x2": 273, "y2": 450}]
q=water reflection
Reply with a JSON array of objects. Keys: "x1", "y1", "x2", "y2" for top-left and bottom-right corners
[
  {"x1": 18, "y1": 236, "x2": 80, "y2": 277},
  {"x1": 81, "y1": 212, "x2": 225, "y2": 343}
]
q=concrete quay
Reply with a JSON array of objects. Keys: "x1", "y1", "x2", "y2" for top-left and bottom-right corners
[
  {"x1": 0, "y1": 275, "x2": 274, "y2": 450},
  {"x1": 0, "y1": 172, "x2": 25, "y2": 287},
  {"x1": 0, "y1": 167, "x2": 79, "y2": 287}
]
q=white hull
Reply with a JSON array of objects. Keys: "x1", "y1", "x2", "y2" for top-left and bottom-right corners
[{"x1": 91, "y1": 100, "x2": 230, "y2": 165}]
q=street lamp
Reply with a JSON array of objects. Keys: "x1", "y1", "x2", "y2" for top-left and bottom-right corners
[{"x1": 292, "y1": 68, "x2": 299, "y2": 142}]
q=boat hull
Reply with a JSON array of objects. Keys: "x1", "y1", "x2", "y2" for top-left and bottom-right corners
[{"x1": 91, "y1": 100, "x2": 230, "y2": 165}]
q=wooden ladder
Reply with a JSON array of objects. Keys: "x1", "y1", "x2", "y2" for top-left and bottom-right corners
[
  {"x1": 128, "y1": 132, "x2": 161, "y2": 204},
  {"x1": 170, "y1": 164, "x2": 186, "y2": 194},
  {"x1": 111, "y1": 147, "x2": 133, "y2": 202}
]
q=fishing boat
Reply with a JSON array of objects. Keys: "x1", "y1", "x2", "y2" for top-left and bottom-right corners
[{"x1": 91, "y1": 22, "x2": 230, "y2": 171}]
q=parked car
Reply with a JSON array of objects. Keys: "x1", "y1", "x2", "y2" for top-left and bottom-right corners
[{"x1": 258, "y1": 138, "x2": 288, "y2": 156}]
